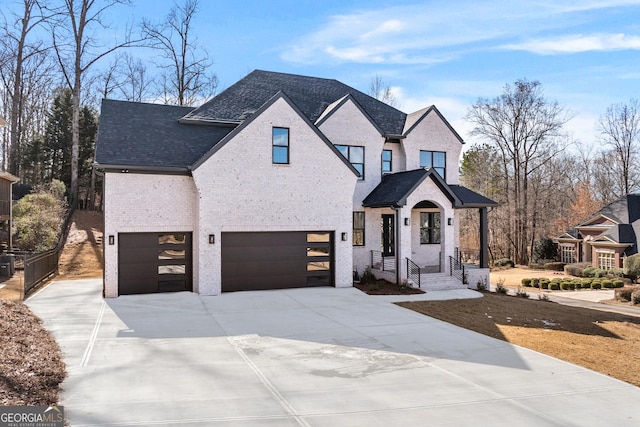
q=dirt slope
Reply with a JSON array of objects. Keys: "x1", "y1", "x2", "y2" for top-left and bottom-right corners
[{"x1": 57, "y1": 210, "x2": 103, "y2": 279}]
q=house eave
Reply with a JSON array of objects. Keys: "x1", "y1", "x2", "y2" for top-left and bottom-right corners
[{"x1": 94, "y1": 163, "x2": 191, "y2": 175}]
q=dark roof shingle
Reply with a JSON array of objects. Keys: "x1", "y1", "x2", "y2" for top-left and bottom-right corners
[
  {"x1": 183, "y1": 70, "x2": 407, "y2": 135},
  {"x1": 95, "y1": 99, "x2": 233, "y2": 169}
]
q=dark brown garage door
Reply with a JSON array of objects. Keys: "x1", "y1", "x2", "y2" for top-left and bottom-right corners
[
  {"x1": 221, "y1": 231, "x2": 333, "y2": 292},
  {"x1": 118, "y1": 232, "x2": 192, "y2": 295}
]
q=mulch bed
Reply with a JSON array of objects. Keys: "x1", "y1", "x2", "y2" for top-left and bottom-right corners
[
  {"x1": 0, "y1": 299, "x2": 66, "y2": 405},
  {"x1": 354, "y1": 279, "x2": 425, "y2": 295}
]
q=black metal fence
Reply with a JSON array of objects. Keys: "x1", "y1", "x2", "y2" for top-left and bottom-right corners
[
  {"x1": 406, "y1": 258, "x2": 421, "y2": 288},
  {"x1": 22, "y1": 208, "x2": 75, "y2": 297},
  {"x1": 449, "y1": 255, "x2": 466, "y2": 284}
]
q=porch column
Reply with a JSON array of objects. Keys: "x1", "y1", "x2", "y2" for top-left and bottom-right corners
[{"x1": 479, "y1": 207, "x2": 489, "y2": 268}]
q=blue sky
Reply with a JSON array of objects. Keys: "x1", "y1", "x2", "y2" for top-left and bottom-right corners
[{"x1": 26, "y1": 0, "x2": 640, "y2": 148}]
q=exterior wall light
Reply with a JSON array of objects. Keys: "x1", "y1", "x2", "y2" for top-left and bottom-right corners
[
  {"x1": 404, "y1": 218, "x2": 410, "y2": 226},
  {"x1": 209, "y1": 234, "x2": 215, "y2": 244},
  {"x1": 341, "y1": 232, "x2": 348, "y2": 241},
  {"x1": 108, "y1": 235, "x2": 115, "y2": 245},
  {"x1": 448, "y1": 218, "x2": 453, "y2": 226}
]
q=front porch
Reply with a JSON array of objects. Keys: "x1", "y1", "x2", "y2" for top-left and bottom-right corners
[{"x1": 360, "y1": 168, "x2": 496, "y2": 291}]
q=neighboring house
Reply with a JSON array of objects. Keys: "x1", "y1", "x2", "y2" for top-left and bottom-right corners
[
  {"x1": 0, "y1": 171, "x2": 20, "y2": 250},
  {"x1": 95, "y1": 70, "x2": 496, "y2": 297},
  {"x1": 555, "y1": 194, "x2": 640, "y2": 269}
]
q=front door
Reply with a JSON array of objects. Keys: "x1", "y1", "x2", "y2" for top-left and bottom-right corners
[{"x1": 382, "y1": 214, "x2": 395, "y2": 257}]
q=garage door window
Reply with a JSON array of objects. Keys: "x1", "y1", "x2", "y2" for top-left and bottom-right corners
[
  {"x1": 158, "y1": 249, "x2": 185, "y2": 259},
  {"x1": 159, "y1": 234, "x2": 186, "y2": 244}
]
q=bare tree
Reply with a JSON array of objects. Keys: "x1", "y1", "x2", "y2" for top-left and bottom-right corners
[
  {"x1": 598, "y1": 99, "x2": 640, "y2": 197},
  {"x1": 142, "y1": 0, "x2": 217, "y2": 106},
  {"x1": 466, "y1": 79, "x2": 571, "y2": 265},
  {"x1": 0, "y1": 0, "x2": 51, "y2": 176},
  {"x1": 41, "y1": 0, "x2": 143, "y2": 206},
  {"x1": 97, "y1": 52, "x2": 154, "y2": 102},
  {"x1": 368, "y1": 75, "x2": 396, "y2": 107}
]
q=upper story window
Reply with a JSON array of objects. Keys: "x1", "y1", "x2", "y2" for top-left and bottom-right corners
[
  {"x1": 382, "y1": 150, "x2": 392, "y2": 175},
  {"x1": 420, "y1": 151, "x2": 446, "y2": 178},
  {"x1": 336, "y1": 145, "x2": 364, "y2": 180},
  {"x1": 272, "y1": 127, "x2": 289, "y2": 164}
]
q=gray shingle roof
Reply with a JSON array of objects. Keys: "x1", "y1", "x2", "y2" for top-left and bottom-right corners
[
  {"x1": 183, "y1": 70, "x2": 407, "y2": 136},
  {"x1": 362, "y1": 168, "x2": 496, "y2": 208},
  {"x1": 95, "y1": 99, "x2": 233, "y2": 169}
]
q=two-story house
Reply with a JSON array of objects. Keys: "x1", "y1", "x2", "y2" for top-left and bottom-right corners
[{"x1": 95, "y1": 70, "x2": 495, "y2": 297}]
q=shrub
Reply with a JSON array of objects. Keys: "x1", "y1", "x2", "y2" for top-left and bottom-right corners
[
  {"x1": 543, "y1": 262, "x2": 566, "y2": 271},
  {"x1": 521, "y1": 278, "x2": 532, "y2": 287},
  {"x1": 613, "y1": 279, "x2": 625, "y2": 288},
  {"x1": 532, "y1": 237, "x2": 558, "y2": 263},
  {"x1": 549, "y1": 282, "x2": 560, "y2": 290},
  {"x1": 602, "y1": 279, "x2": 614, "y2": 289},
  {"x1": 538, "y1": 293, "x2": 550, "y2": 301},
  {"x1": 591, "y1": 281, "x2": 602, "y2": 290},
  {"x1": 539, "y1": 278, "x2": 550, "y2": 290},
  {"x1": 608, "y1": 268, "x2": 624, "y2": 278},
  {"x1": 632, "y1": 290, "x2": 640, "y2": 305},
  {"x1": 551, "y1": 277, "x2": 562, "y2": 284},
  {"x1": 560, "y1": 281, "x2": 574, "y2": 291},
  {"x1": 594, "y1": 268, "x2": 607, "y2": 278},
  {"x1": 494, "y1": 258, "x2": 515, "y2": 268},
  {"x1": 13, "y1": 187, "x2": 66, "y2": 252},
  {"x1": 532, "y1": 278, "x2": 540, "y2": 288},
  {"x1": 624, "y1": 254, "x2": 640, "y2": 279},
  {"x1": 495, "y1": 279, "x2": 508, "y2": 294},
  {"x1": 564, "y1": 262, "x2": 590, "y2": 277},
  {"x1": 582, "y1": 266, "x2": 597, "y2": 277},
  {"x1": 615, "y1": 287, "x2": 635, "y2": 302},
  {"x1": 581, "y1": 278, "x2": 592, "y2": 288},
  {"x1": 476, "y1": 277, "x2": 488, "y2": 291},
  {"x1": 360, "y1": 266, "x2": 376, "y2": 284},
  {"x1": 515, "y1": 287, "x2": 530, "y2": 298}
]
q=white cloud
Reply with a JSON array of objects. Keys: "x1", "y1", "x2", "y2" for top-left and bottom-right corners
[
  {"x1": 280, "y1": 1, "x2": 640, "y2": 65},
  {"x1": 502, "y1": 33, "x2": 640, "y2": 55}
]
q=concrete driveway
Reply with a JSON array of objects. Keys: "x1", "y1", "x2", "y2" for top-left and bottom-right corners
[{"x1": 27, "y1": 278, "x2": 640, "y2": 426}]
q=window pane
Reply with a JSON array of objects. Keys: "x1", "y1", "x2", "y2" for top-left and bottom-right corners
[
  {"x1": 307, "y1": 261, "x2": 331, "y2": 271},
  {"x1": 158, "y1": 234, "x2": 186, "y2": 244},
  {"x1": 350, "y1": 146, "x2": 364, "y2": 163},
  {"x1": 353, "y1": 164, "x2": 364, "y2": 179},
  {"x1": 273, "y1": 128, "x2": 289, "y2": 146},
  {"x1": 435, "y1": 167, "x2": 445, "y2": 177},
  {"x1": 307, "y1": 247, "x2": 330, "y2": 256},
  {"x1": 353, "y1": 230, "x2": 364, "y2": 246},
  {"x1": 353, "y1": 212, "x2": 365, "y2": 229},
  {"x1": 433, "y1": 152, "x2": 446, "y2": 167},
  {"x1": 420, "y1": 151, "x2": 431, "y2": 168},
  {"x1": 273, "y1": 146, "x2": 288, "y2": 163},
  {"x1": 158, "y1": 249, "x2": 185, "y2": 260},
  {"x1": 382, "y1": 150, "x2": 392, "y2": 161},
  {"x1": 308, "y1": 233, "x2": 331, "y2": 242},
  {"x1": 158, "y1": 265, "x2": 186, "y2": 275},
  {"x1": 336, "y1": 145, "x2": 348, "y2": 157}
]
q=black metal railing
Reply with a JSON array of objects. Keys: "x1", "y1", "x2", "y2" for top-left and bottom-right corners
[
  {"x1": 371, "y1": 250, "x2": 396, "y2": 273},
  {"x1": 22, "y1": 208, "x2": 75, "y2": 297},
  {"x1": 407, "y1": 258, "x2": 421, "y2": 288},
  {"x1": 449, "y1": 255, "x2": 465, "y2": 284}
]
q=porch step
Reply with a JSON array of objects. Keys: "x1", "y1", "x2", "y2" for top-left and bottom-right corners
[{"x1": 416, "y1": 273, "x2": 467, "y2": 291}]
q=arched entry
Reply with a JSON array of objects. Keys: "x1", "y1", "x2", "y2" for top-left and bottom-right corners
[{"x1": 411, "y1": 200, "x2": 444, "y2": 272}]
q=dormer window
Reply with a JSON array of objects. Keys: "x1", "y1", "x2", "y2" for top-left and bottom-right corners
[{"x1": 420, "y1": 151, "x2": 445, "y2": 178}]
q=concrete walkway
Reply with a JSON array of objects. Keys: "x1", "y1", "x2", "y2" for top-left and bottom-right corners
[{"x1": 27, "y1": 279, "x2": 640, "y2": 426}]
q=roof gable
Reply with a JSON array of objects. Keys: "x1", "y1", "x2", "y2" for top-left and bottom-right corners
[
  {"x1": 403, "y1": 105, "x2": 464, "y2": 144},
  {"x1": 182, "y1": 70, "x2": 406, "y2": 135},
  {"x1": 314, "y1": 94, "x2": 384, "y2": 136},
  {"x1": 363, "y1": 168, "x2": 460, "y2": 208},
  {"x1": 191, "y1": 91, "x2": 359, "y2": 176}
]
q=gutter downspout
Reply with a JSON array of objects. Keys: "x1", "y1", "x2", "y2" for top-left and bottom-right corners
[{"x1": 393, "y1": 206, "x2": 402, "y2": 285}]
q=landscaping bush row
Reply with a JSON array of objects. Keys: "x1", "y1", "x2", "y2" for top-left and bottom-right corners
[{"x1": 521, "y1": 277, "x2": 625, "y2": 290}]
